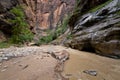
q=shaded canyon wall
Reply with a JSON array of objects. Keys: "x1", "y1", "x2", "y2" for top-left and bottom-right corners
[{"x1": 65, "y1": 0, "x2": 120, "y2": 58}]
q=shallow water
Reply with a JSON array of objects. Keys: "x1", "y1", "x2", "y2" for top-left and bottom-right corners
[{"x1": 63, "y1": 48, "x2": 120, "y2": 80}]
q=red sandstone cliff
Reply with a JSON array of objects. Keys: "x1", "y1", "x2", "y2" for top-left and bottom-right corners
[{"x1": 20, "y1": 0, "x2": 75, "y2": 33}]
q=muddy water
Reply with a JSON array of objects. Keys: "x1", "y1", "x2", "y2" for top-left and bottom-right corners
[
  {"x1": 63, "y1": 48, "x2": 120, "y2": 80},
  {"x1": 0, "y1": 45, "x2": 120, "y2": 80}
]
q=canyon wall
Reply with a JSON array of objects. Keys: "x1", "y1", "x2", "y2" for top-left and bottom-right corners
[
  {"x1": 0, "y1": 0, "x2": 18, "y2": 41},
  {"x1": 20, "y1": 0, "x2": 75, "y2": 34},
  {"x1": 66, "y1": 0, "x2": 120, "y2": 58},
  {"x1": 0, "y1": 0, "x2": 75, "y2": 41}
]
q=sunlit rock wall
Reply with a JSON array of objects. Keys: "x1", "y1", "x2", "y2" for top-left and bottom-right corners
[{"x1": 20, "y1": 0, "x2": 75, "y2": 33}]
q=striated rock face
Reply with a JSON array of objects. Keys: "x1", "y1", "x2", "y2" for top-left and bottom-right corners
[
  {"x1": 67, "y1": 0, "x2": 120, "y2": 58},
  {"x1": 20, "y1": 0, "x2": 75, "y2": 33}
]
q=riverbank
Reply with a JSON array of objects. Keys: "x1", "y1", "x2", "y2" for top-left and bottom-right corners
[
  {"x1": 0, "y1": 45, "x2": 120, "y2": 80},
  {"x1": 0, "y1": 45, "x2": 70, "y2": 80}
]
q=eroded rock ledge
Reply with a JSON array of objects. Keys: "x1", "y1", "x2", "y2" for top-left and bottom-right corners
[{"x1": 66, "y1": 0, "x2": 120, "y2": 58}]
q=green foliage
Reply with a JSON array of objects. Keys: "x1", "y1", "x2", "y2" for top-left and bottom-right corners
[
  {"x1": 10, "y1": 6, "x2": 24, "y2": 17},
  {"x1": 55, "y1": 15, "x2": 71, "y2": 37},
  {"x1": 116, "y1": 10, "x2": 120, "y2": 15},
  {"x1": 37, "y1": 33, "x2": 54, "y2": 45},
  {"x1": 73, "y1": 0, "x2": 81, "y2": 15},
  {"x1": 0, "y1": 41, "x2": 12, "y2": 48},
  {"x1": 9, "y1": 5, "x2": 33, "y2": 44},
  {"x1": 89, "y1": 0, "x2": 112, "y2": 13},
  {"x1": 67, "y1": 34, "x2": 72, "y2": 39},
  {"x1": 37, "y1": 15, "x2": 71, "y2": 45}
]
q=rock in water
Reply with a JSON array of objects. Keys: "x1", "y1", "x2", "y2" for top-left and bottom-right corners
[{"x1": 83, "y1": 70, "x2": 97, "y2": 76}]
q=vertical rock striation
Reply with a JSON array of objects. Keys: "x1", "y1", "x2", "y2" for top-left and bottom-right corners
[
  {"x1": 20, "y1": 0, "x2": 75, "y2": 33},
  {"x1": 66, "y1": 0, "x2": 120, "y2": 58}
]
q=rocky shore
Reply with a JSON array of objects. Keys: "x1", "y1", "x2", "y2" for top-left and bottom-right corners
[{"x1": 0, "y1": 45, "x2": 69, "y2": 80}]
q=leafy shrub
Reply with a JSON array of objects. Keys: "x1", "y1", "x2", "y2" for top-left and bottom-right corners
[
  {"x1": 67, "y1": 34, "x2": 72, "y2": 39},
  {"x1": 9, "y1": 5, "x2": 33, "y2": 44},
  {"x1": 54, "y1": 15, "x2": 71, "y2": 37},
  {"x1": 37, "y1": 34, "x2": 54, "y2": 45}
]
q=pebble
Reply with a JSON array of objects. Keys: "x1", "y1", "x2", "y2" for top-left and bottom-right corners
[
  {"x1": 0, "y1": 51, "x2": 3, "y2": 54},
  {"x1": 2, "y1": 57, "x2": 8, "y2": 60},
  {"x1": 65, "y1": 73, "x2": 72, "y2": 77},
  {"x1": 46, "y1": 54, "x2": 49, "y2": 57},
  {"x1": 1, "y1": 69, "x2": 6, "y2": 72},
  {"x1": 22, "y1": 65, "x2": 28, "y2": 69},
  {"x1": 19, "y1": 64, "x2": 23, "y2": 67},
  {"x1": 3, "y1": 66, "x2": 8, "y2": 69},
  {"x1": 13, "y1": 61, "x2": 21, "y2": 64}
]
